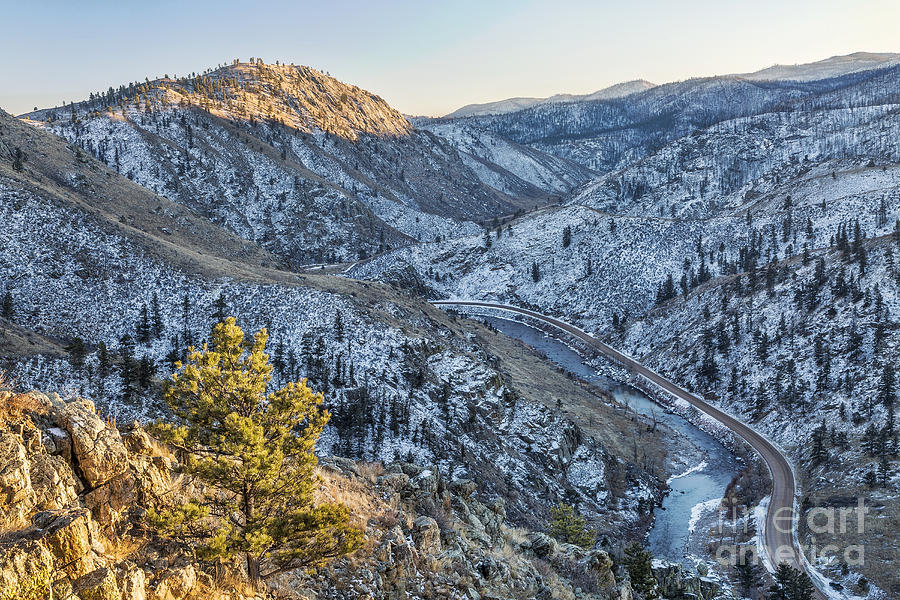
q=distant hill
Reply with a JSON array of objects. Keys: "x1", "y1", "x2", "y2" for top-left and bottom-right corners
[
  {"x1": 443, "y1": 79, "x2": 656, "y2": 118},
  {"x1": 739, "y1": 51, "x2": 900, "y2": 82}
]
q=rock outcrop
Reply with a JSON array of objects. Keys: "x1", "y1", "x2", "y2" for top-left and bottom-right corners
[{"x1": 1, "y1": 389, "x2": 636, "y2": 600}]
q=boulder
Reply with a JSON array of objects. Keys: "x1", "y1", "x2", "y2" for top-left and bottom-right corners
[
  {"x1": 376, "y1": 472, "x2": 410, "y2": 495},
  {"x1": 32, "y1": 508, "x2": 95, "y2": 578},
  {"x1": 45, "y1": 426, "x2": 73, "y2": 461},
  {"x1": 58, "y1": 399, "x2": 128, "y2": 488},
  {"x1": 412, "y1": 516, "x2": 441, "y2": 555},
  {"x1": 29, "y1": 452, "x2": 82, "y2": 510},
  {"x1": 529, "y1": 533, "x2": 557, "y2": 559},
  {"x1": 123, "y1": 429, "x2": 154, "y2": 455},
  {"x1": 652, "y1": 560, "x2": 720, "y2": 600},
  {"x1": 72, "y1": 567, "x2": 120, "y2": 600},
  {"x1": 0, "y1": 430, "x2": 34, "y2": 524},
  {"x1": 449, "y1": 479, "x2": 477, "y2": 500},
  {"x1": 116, "y1": 563, "x2": 147, "y2": 600},
  {"x1": 149, "y1": 565, "x2": 198, "y2": 600},
  {"x1": 0, "y1": 539, "x2": 54, "y2": 599}
]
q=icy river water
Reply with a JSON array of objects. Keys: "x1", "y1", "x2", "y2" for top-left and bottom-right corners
[{"x1": 481, "y1": 316, "x2": 739, "y2": 564}]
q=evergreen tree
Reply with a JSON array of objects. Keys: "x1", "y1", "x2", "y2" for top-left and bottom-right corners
[
  {"x1": 878, "y1": 454, "x2": 893, "y2": 487},
  {"x1": 151, "y1": 292, "x2": 164, "y2": 340},
  {"x1": 548, "y1": 503, "x2": 595, "y2": 548},
  {"x1": 531, "y1": 262, "x2": 540, "y2": 283},
  {"x1": 1, "y1": 291, "x2": 12, "y2": 321},
  {"x1": 334, "y1": 311, "x2": 344, "y2": 342},
  {"x1": 97, "y1": 342, "x2": 111, "y2": 379},
  {"x1": 212, "y1": 293, "x2": 228, "y2": 324},
  {"x1": 138, "y1": 355, "x2": 156, "y2": 389},
  {"x1": 623, "y1": 543, "x2": 659, "y2": 600},
  {"x1": 562, "y1": 225, "x2": 572, "y2": 248},
  {"x1": 137, "y1": 304, "x2": 152, "y2": 344},
  {"x1": 149, "y1": 318, "x2": 362, "y2": 586},
  {"x1": 483, "y1": 229, "x2": 492, "y2": 249},
  {"x1": 735, "y1": 555, "x2": 762, "y2": 598},
  {"x1": 769, "y1": 564, "x2": 814, "y2": 600},
  {"x1": 811, "y1": 421, "x2": 828, "y2": 465},
  {"x1": 11, "y1": 147, "x2": 26, "y2": 172},
  {"x1": 119, "y1": 334, "x2": 136, "y2": 401},
  {"x1": 65, "y1": 337, "x2": 87, "y2": 370},
  {"x1": 878, "y1": 363, "x2": 895, "y2": 409}
]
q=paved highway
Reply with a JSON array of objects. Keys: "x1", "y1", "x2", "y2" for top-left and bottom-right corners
[{"x1": 433, "y1": 300, "x2": 829, "y2": 599}]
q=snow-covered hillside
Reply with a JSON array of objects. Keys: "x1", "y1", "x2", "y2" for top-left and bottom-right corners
[{"x1": 0, "y1": 106, "x2": 662, "y2": 535}]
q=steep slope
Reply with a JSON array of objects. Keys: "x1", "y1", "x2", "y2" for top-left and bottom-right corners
[
  {"x1": 418, "y1": 121, "x2": 597, "y2": 199},
  {"x1": 0, "y1": 104, "x2": 665, "y2": 533},
  {"x1": 21, "y1": 61, "x2": 520, "y2": 262}
]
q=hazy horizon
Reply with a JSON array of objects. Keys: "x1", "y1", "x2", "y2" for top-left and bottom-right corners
[{"x1": 3, "y1": 0, "x2": 899, "y2": 117}]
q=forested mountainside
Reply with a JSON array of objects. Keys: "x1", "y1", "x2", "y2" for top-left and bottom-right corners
[
  {"x1": 0, "y1": 104, "x2": 670, "y2": 542},
  {"x1": 432, "y1": 63, "x2": 900, "y2": 174},
  {"x1": 352, "y1": 59, "x2": 900, "y2": 596},
  {"x1": 20, "y1": 61, "x2": 530, "y2": 264}
]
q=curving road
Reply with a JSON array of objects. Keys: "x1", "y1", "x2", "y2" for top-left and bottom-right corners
[{"x1": 433, "y1": 300, "x2": 829, "y2": 599}]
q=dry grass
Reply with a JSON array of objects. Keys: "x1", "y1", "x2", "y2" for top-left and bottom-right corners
[{"x1": 0, "y1": 389, "x2": 50, "y2": 424}]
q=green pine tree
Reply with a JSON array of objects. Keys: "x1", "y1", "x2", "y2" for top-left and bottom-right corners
[
  {"x1": 149, "y1": 318, "x2": 362, "y2": 588},
  {"x1": 548, "y1": 503, "x2": 596, "y2": 548},
  {"x1": 623, "y1": 543, "x2": 659, "y2": 600}
]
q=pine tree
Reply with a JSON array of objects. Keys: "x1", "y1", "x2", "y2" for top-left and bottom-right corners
[
  {"x1": 137, "y1": 304, "x2": 152, "y2": 344},
  {"x1": 212, "y1": 293, "x2": 228, "y2": 324},
  {"x1": 119, "y1": 334, "x2": 136, "y2": 401},
  {"x1": 562, "y1": 225, "x2": 572, "y2": 248},
  {"x1": 878, "y1": 363, "x2": 895, "y2": 409},
  {"x1": 1, "y1": 291, "x2": 12, "y2": 321},
  {"x1": 151, "y1": 292, "x2": 164, "y2": 340},
  {"x1": 811, "y1": 421, "x2": 828, "y2": 465},
  {"x1": 548, "y1": 503, "x2": 595, "y2": 548},
  {"x1": 624, "y1": 543, "x2": 659, "y2": 600},
  {"x1": 769, "y1": 564, "x2": 814, "y2": 600},
  {"x1": 65, "y1": 337, "x2": 87, "y2": 370},
  {"x1": 734, "y1": 555, "x2": 762, "y2": 597},
  {"x1": 149, "y1": 318, "x2": 362, "y2": 587},
  {"x1": 531, "y1": 262, "x2": 540, "y2": 283},
  {"x1": 878, "y1": 454, "x2": 893, "y2": 487},
  {"x1": 334, "y1": 311, "x2": 344, "y2": 342},
  {"x1": 97, "y1": 342, "x2": 110, "y2": 379},
  {"x1": 11, "y1": 147, "x2": 26, "y2": 172}
]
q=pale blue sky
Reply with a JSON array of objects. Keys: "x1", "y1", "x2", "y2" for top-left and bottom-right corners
[{"x1": 2, "y1": 0, "x2": 898, "y2": 117}]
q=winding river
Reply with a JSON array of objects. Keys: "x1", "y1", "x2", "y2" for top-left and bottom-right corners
[{"x1": 481, "y1": 316, "x2": 739, "y2": 564}]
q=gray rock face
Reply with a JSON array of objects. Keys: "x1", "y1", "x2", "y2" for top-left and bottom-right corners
[
  {"x1": 652, "y1": 561, "x2": 720, "y2": 600},
  {"x1": 412, "y1": 516, "x2": 441, "y2": 555}
]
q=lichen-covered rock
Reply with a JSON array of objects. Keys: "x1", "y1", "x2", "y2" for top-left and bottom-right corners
[
  {"x1": 72, "y1": 567, "x2": 120, "y2": 600},
  {"x1": 58, "y1": 399, "x2": 128, "y2": 488},
  {"x1": 0, "y1": 430, "x2": 34, "y2": 525},
  {"x1": 149, "y1": 565, "x2": 198, "y2": 600},
  {"x1": 32, "y1": 508, "x2": 95, "y2": 578},
  {"x1": 0, "y1": 539, "x2": 54, "y2": 599},
  {"x1": 116, "y1": 562, "x2": 147, "y2": 600},
  {"x1": 29, "y1": 452, "x2": 82, "y2": 510}
]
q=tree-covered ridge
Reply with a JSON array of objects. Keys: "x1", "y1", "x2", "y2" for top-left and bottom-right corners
[{"x1": 29, "y1": 59, "x2": 412, "y2": 140}]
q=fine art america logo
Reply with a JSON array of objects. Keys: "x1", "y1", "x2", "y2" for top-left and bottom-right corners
[{"x1": 712, "y1": 498, "x2": 868, "y2": 567}]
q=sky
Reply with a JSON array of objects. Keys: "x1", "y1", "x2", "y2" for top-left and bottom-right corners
[{"x1": 2, "y1": 0, "x2": 899, "y2": 117}]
